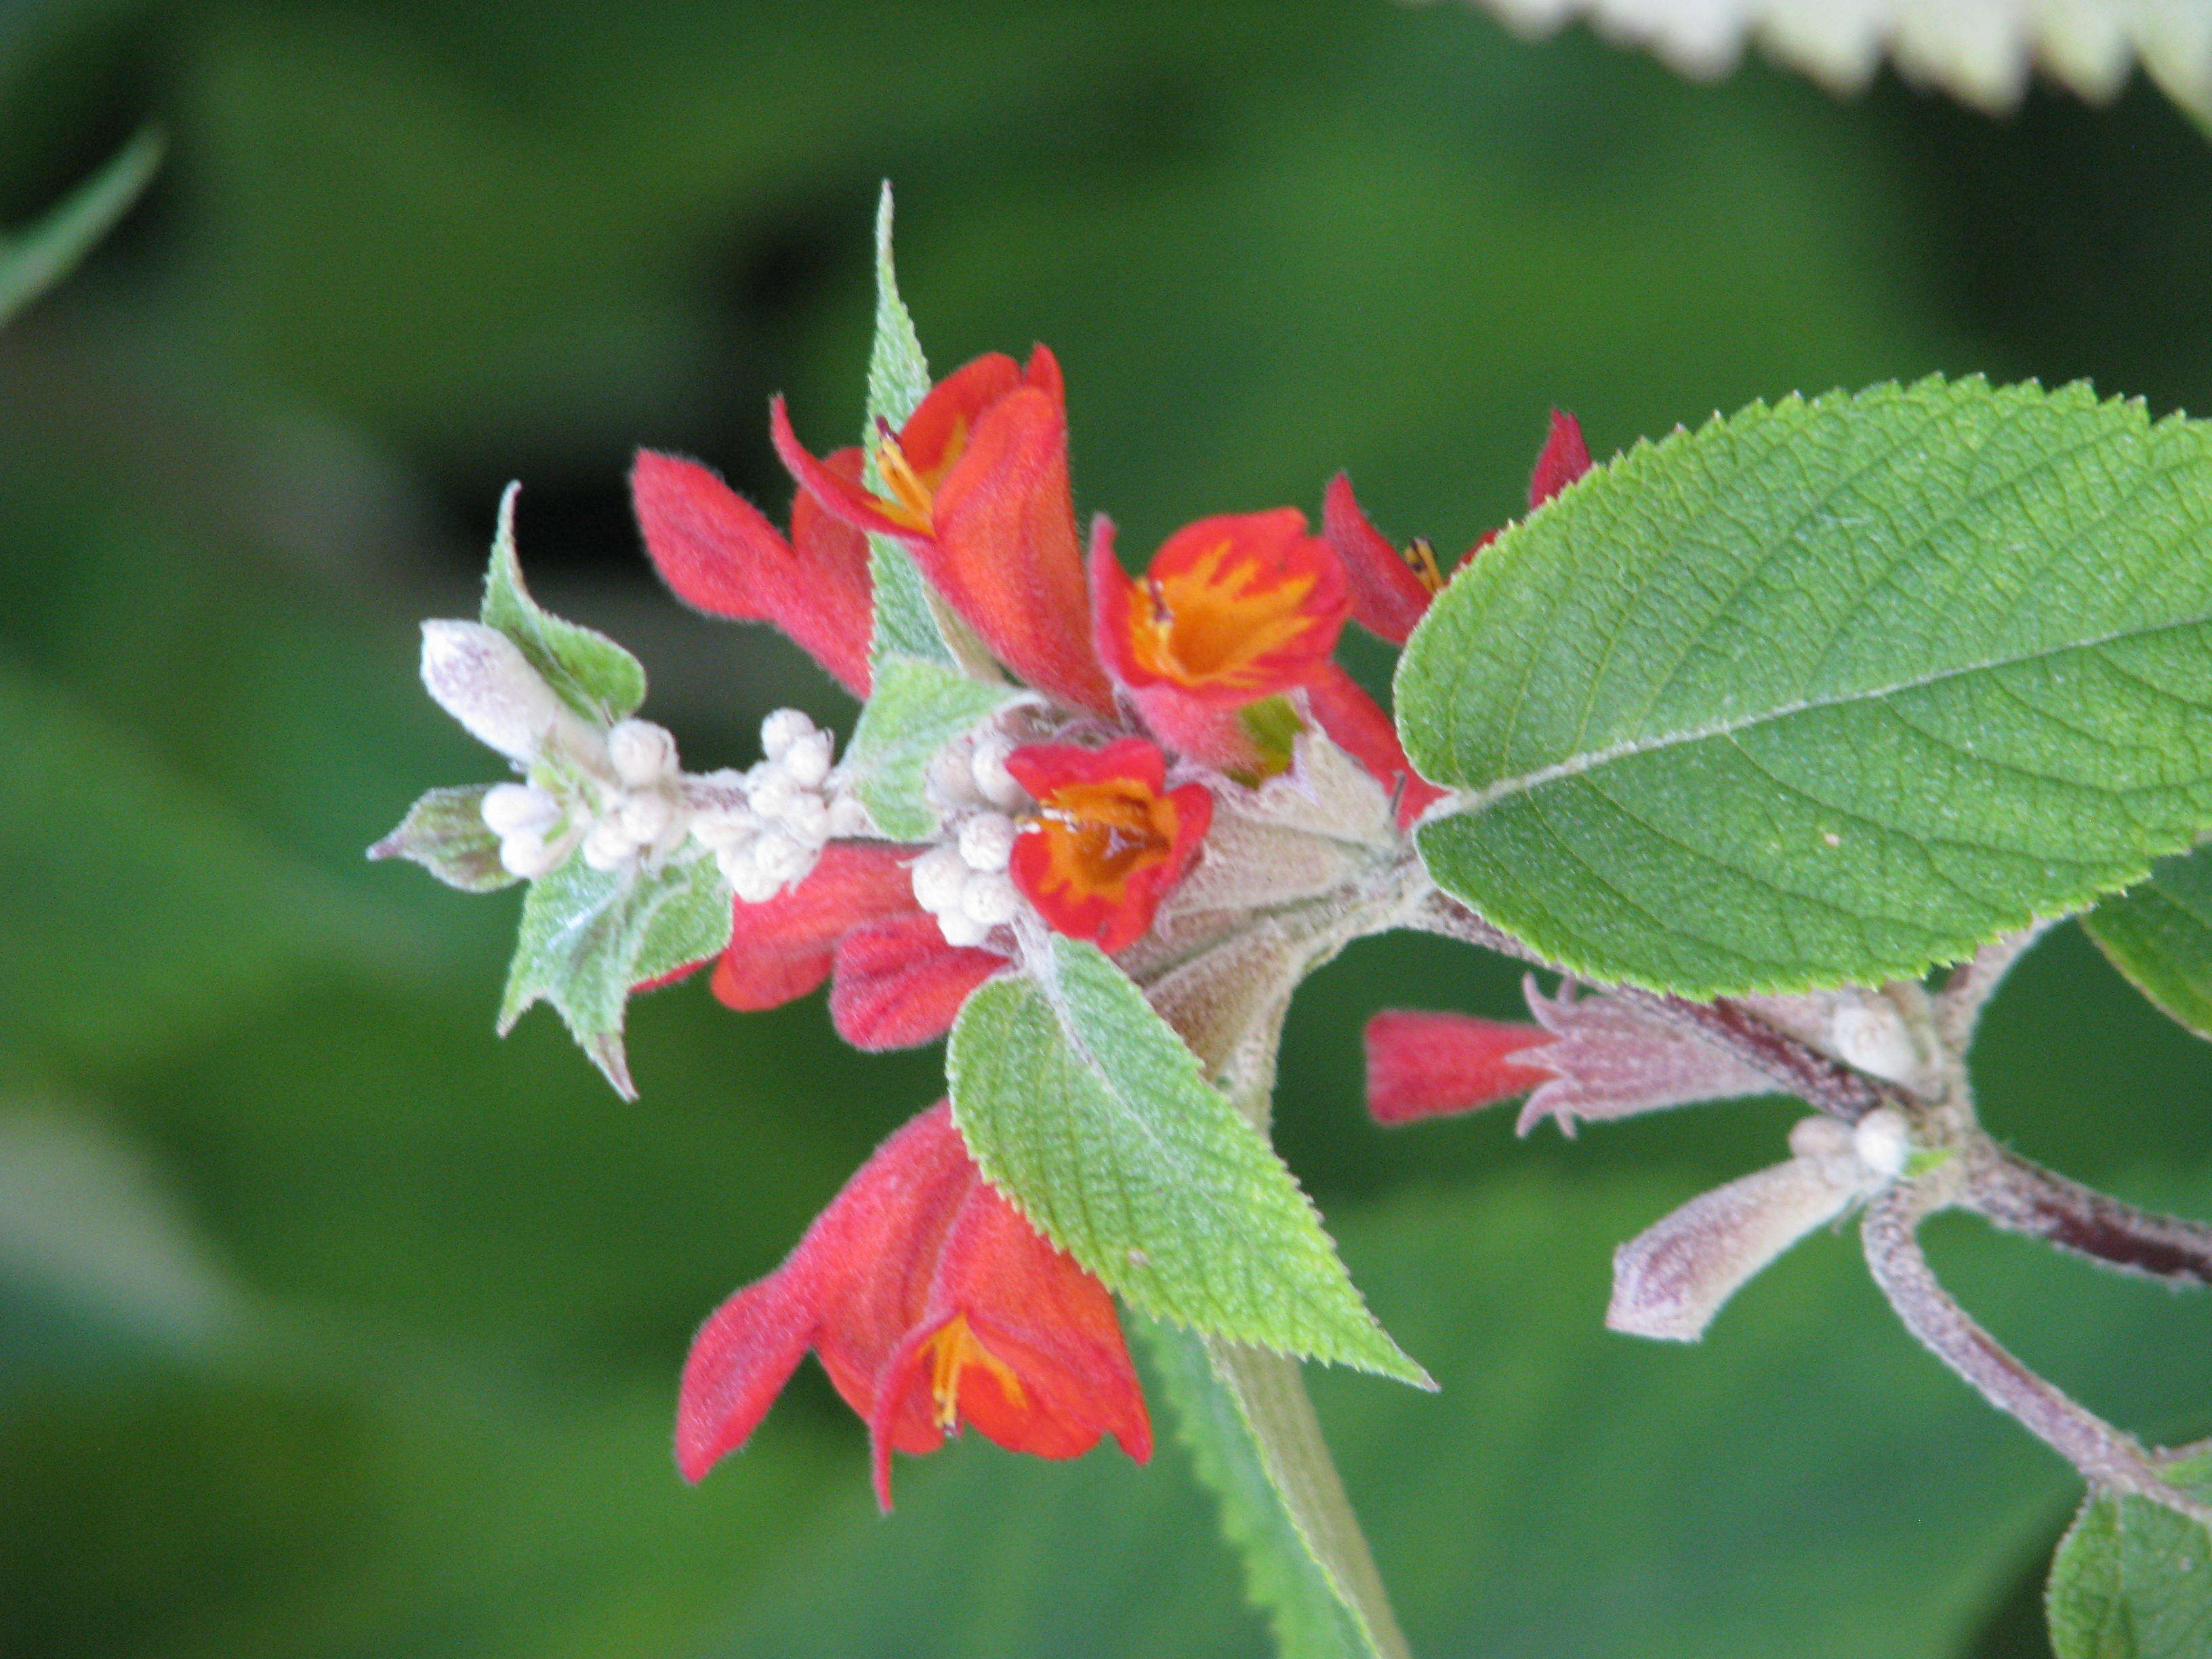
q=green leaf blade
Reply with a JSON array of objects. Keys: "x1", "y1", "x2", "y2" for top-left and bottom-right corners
[
  {"x1": 368, "y1": 784, "x2": 518, "y2": 893},
  {"x1": 2085, "y1": 845, "x2": 2212, "y2": 1041},
  {"x1": 497, "y1": 849, "x2": 731, "y2": 1098},
  {"x1": 2049, "y1": 1454, "x2": 2212, "y2": 1659},
  {"x1": 1399, "y1": 377, "x2": 2212, "y2": 996},
  {"x1": 842, "y1": 658, "x2": 1023, "y2": 840},
  {"x1": 479, "y1": 484, "x2": 646, "y2": 724},
  {"x1": 947, "y1": 938, "x2": 1425, "y2": 1383}
]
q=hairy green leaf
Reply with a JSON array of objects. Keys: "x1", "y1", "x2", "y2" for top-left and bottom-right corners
[
  {"x1": 497, "y1": 850, "x2": 731, "y2": 1099},
  {"x1": 841, "y1": 659, "x2": 1025, "y2": 840},
  {"x1": 2049, "y1": 1453, "x2": 2212, "y2": 1659},
  {"x1": 1143, "y1": 1317, "x2": 1406, "y2": 1659},
  {"x1": 946, "y1": 937, "x2": 1426, "y2": 1382},
  {"x1": 480, "y1": 484, "x2": 646, "y2": 724},
  {"x1": 368, "y1": 783, "x2": 518, "y2": 893},
  {"x1": 2085, "y1": 846, "x2": 2212, "y2": 1042},
  {"x1": 1401, "y1": 377, "x2": 2212, "y2": 997},
  {"x1": 0, "y1": 127, "x2": 163, "y2": 329}
]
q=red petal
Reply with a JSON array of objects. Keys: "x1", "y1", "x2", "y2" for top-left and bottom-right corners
[
  {"x1": 1090, "y1": 517, "x2": 1262, "y2": 769},
  {"x1": 928, "y1": 384, "x2": 1115, "y2": 715},
  {"x1": 1323, "y1": 473, "x2": 1431, "y2": 647},
  {"x1": 675, "y1": 1263, "x2": 820, "y2": 1482},
  {"x1": 710, "y1": 844, "x2": 918, "y2": 1012},
  {"x1": 1302, "y1": 664, "x2": 1446, "y2": 829},
  {"x1": 631, "y1": 449, "x2": 874, "y2": 699},
  {"x1": 768, "y1": 397, "x2": 916, "y2": 542},
  {"x1": 897, "y1": 352, "x2": 1023, "y2": 475},
  {"x1": 1364, "y1": 1009, "x2": 1552, "y2": 1125},
  {"x1": 1528, "y1": 409, "x2": 1593, "y2": 509},
  {"x1": 829, "y1": 916, "x2": 1004, "y2": 1050}
]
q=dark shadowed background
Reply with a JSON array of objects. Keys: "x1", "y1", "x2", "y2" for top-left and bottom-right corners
[{"x1": 5, "y1": 2, "x2": 2212, "y2": 1654}]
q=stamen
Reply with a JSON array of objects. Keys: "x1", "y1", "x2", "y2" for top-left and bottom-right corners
[
  {"x1": 924, "y1": 1314, "x2": 1026, "y2": 1431},
  {"x1": 872, "y1": 419, "x2": 937, "y2": 533},
  {"x1": 1404, "y1": 536, "x2": 1444, "y2": 594}
]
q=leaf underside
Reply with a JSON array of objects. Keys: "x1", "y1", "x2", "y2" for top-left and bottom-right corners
[
  {"x1": 947, "y1": 938, "x2": 1425, "y2": 1382},
  {"x1": 2048, "y1": 1452, "x2": 2212, "y2": 1659},
  {"x1": 480, "y1": 485, "x2": 646, "y2": 725},
  {"x1": 1401, "y1": 377, "x2": 2212, "y2": 998},
  {"x1": 842, "y1": 657, "x2": 1021, "y2": 841}
]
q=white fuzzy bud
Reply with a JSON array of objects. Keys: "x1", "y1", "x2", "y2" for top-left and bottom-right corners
[
  {"x1": 1851, "y1": 1107, "x2": 1912, "y2": 1181},
  {"x1": 482, "y1": 782, "x2": 559, "y2": 838},
  {"x1": 825, "y1": 794, "x2": 874, "y2": 838},
  {"x1": 911, "y1": 845, "x2": 968, "y2": 914},
  {"x1": 419, "y1": 621, "x2": 569, "y2": 762},
  {"x1": 783, "y1": 792, "x2": 831, "y2": 844},
  {"x1": 1828, "y1": 999, "x2": 1923, "y2": 1086},
  {"x1": 928, "y1": 743, "x2": 984, "y2": 810},
  {"x1": 582, "y1": 815, "x2": 639, "y2": 871},
  {"x1": 935, "y1": 907, "x2": 993, "y2": 947},
  {"x1": 689, "y1": 804, "x2": 755, "y2": 851},
  {"x1": 1787, "y1": 1115, "x2": 1854, "y2": 1162},
  {"x1": 619, "y1": 790, "x2": 676, "y2": 844},
  {"x1": 607, "y1": 719, "x2": 678, "y2": 787},
  {"x1": 781, "y1": 729, "x2": 834, "y2": 790},
  {"x1": 721, "y1": 843, "x2": 783, "y2": 905},
  {"x1": 498, "y1": 828, "x2": 567, "y2": 879},
  {"x1": 970, "y1": 735, "x2": 1027, "y2": 811},
  {"x1": 752, "y1": 827, "x2": 813, "y2": 888},
  {"x1": 760, "y1": 708, "x2": 815, "y2": 762},
  {"x1": 959, "y1": 872, "x2": 1021, "y2": 927},
  {"x1": 749, "y1": 769, "x2": 805, "y2": 821},
  {"x1": 958, "y1": 812, "x2": 1018, "y2": 874}
]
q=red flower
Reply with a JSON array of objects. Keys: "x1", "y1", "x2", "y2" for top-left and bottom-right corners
[
  {"x1": 1324, "y1": 409, "x2": 1592, "y2": 647},
  {"x1": 1363, "y1": 1009, "x2": 1553, "y2": 1125},
  {"x1": 1006, "y1": 738, "x2": 1211, "y2": 954},
  {"x1": 677, "y1": 1101, "x2": 1151, "y2": 1509},
  {"x1": 630, "y1": 449, "x2": 874, "y2": 699},
  {"x1": 1088, "y1": 509, "x2": 1350, "y2": 770},
  {"x1": 710, "y1": 844, "x2": 1002, "y2": 1051},
  {"x1": 1302, "y1": 664, "x2": 1448, "y2": 831},
  {"x1": 773, "y1": 348, "x2": 1113, "y2": 716}
]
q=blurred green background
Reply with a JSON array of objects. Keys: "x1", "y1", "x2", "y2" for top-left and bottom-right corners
[{"x1": 5, "y1": 1, "x2": 2212, "y2": 1654}]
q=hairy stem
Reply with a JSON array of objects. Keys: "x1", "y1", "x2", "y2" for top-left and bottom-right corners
[
  {"x1": 1861, "y1": 1179, "x2": 2212, "y2": 1524},
  {"x1": 1962, "y1": 1141, "x2": 2212, "y2": 1287}
]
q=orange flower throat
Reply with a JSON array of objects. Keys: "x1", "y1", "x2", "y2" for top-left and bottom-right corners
[
  {"x1": 1027, "y1": 779, "x2": 1179, "y2": 899},
  {"x1": 1128, "y1": 537, "x2": 1328, "y2": 696},
  {"x1": 923, "y1": 1313, "x2": 1026, "y2": 1431},
  {"x1": 871, "y1": 417, "x2": 971, "y2": 535}
]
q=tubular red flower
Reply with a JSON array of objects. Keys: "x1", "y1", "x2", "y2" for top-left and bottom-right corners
[
  {"x1": 1006, "y1": 737, "x2": 1211, "y2": 955},
  {"x1": 771, "y1": 347, "x2": 1112, "y2": 716},
  {"x1": 1326, "y1": 410, "x2": 1594, "y2": 645},
  {"x1": 676, "y1": 1101, "x2": 1150, "y2": 1509},
  {"x1": 710, "y1": 844, "x2": 1002, "y2": 1048},
  {"x1": 630, "y1": 449, "x2": 874, "y2": 699},
  {"x1": 1364, "y1": 1009, "x2": 1553, "y2": 1125}
]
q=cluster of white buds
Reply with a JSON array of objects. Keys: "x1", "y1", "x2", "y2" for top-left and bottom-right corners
[
  {"x1": 911, "y1": 729, "x2": 1033, "y2": 947},
  {"x1": 687, "y1": 709, "x2": 872, "y2": 904}
]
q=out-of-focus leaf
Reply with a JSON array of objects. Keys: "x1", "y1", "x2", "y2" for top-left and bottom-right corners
[
  {"x1": 0, "y1": 125, "x2": 161, "y2": 328},
  {"x1": 497, "y1": 847, "x2": 731, "y2": 1099},
  {"x1": 948, "y1": 939, "x2": 1425, "y2": 1382},
  {"x1": 840, "y1": 657, "x2": 1023, "y2": 840},
  {"x1": 1460, "y1": 0, "x2": 2212, "y2": 122},
  {"x1": 2085, "y1": 845, "x2": 2212, "y2": 1042},
  {"x1": 480, "y1": 483, "x2": 646, "y2": 724},
  {"x1": 0, "y1": 655, "x2": 380, "y2": 1069},
  {"x1": 2048, "y1": 1450, "x2": 2212, "y2": 1658},
  {"x1": 1401, "y1": 378, "x2": 2212, "y2": 998},
  {"x1": 369, "y1": 783, "x2": 518, "y2": 893}
]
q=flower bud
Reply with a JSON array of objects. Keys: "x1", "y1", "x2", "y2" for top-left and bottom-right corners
[
  {"x1": 583, "y1": 815, "x2": 639, "y2": 871},
  {"x1": 782, "y1": 730, "x2": 834, "y2": 790},
  {"x1": 607, "y1": 719, "x2": 678, "y2": 787},
  {"x1": 959, "y1": 872, "x2": 1021, "y2": 927},
  {"x1": 619, "y1": 790, "x2": 676, "y2": 844},
  {"x1": 780, "y1": 791, "x2": 830, "y2": 844},
  {"x1": 419, "y1": 621, "x2": 569, "y2": 762},
  {"x1": 970, "y1": 735, "x2": 1027, "y2": 811},
  {"x1": 752, "y1": 827, "x2": 814, "y2": 888},
  {"x1": 935, "y1": 906, "x2": 993, "y2": 947},
  {"x1": 911, "y1": 845, "x2": 968, "y2": 914},
  {"x1": 482, "y1": 781, "x2": 560, "y2": 838},
  {"x1": 825, "y1": 794, "x2": 875, "y2": 838},
  {"x1": 723, "y1": 843, "x2": 785, "y2": 905},
  {"x1": 499, "y1": 827, "x2": 567, "y2": 879},
  {"x1": 749, "y1": 770, "x2": 805, "y2": 821},
  {"x1": 928, "y1": 743, "x2": 984, "y2": 810},
  {"x1": 1851, "y1": 1107, "x2": 1911, "y2": 1181},
  {"x1": 1827, "y1": 998, "x2": 1924, "y2": 1087},
  {"x1": 760, "y1": 708, "x2": 816, "y2": 761},
  {"x1": 957, "y1": 812, "x2": 1017, "y2": 874}
]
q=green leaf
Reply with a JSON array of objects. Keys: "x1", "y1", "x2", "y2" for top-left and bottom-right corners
[
  {"x1": 840, "y1": 658, "x2": 1025, "y2": 840},
  {"x1": 0, "y1": 127, "x2": 163, "y2": 329},
  {"x1": 497, "y1": 849, "x2": 731, "y2": 1099},
  {"x1": 367, "y1": 783, "x2": 518, "y2": 893},
  {"x1": 946, "y1": 937, "x2": 1426, "y2": 1383},
  {"x1": 480, "y1": 484, "x2": 646, "y2": 724},
  {"x1": 1143, "y1": 1318, "x2": 1404, "y2": 1659},
  {"x1": 2049, "y1": 1452, "x2": 2212, "y2": 1658},
  {"x1": 1399, "y1": 377, "x2": 2212, "y2": 998},
  {"x1": 2085, "y1": 846, "x2": 2212, "y2": 1042}
]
